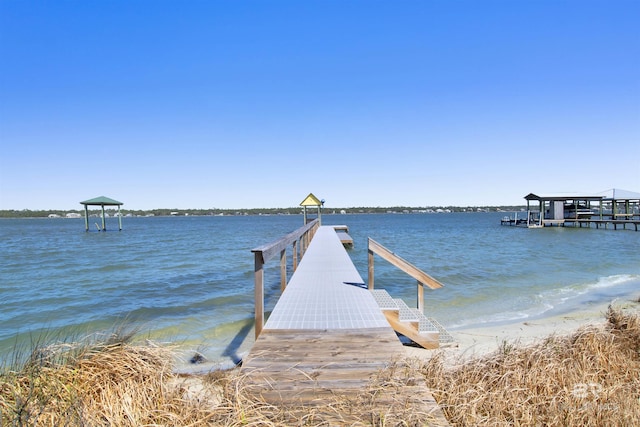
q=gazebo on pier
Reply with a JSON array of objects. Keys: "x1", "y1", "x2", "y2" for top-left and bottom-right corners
[
  {"x1": 80, "y1": 196, "x2": 123, "y2": 231},
  {"x1": 300, "y1": 193, "x2": 324, "y2": 225}
]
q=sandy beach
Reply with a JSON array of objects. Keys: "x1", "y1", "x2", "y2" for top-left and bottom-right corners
[{"x1": 406, "y1": 294, "x2": 640, "y2": 363}]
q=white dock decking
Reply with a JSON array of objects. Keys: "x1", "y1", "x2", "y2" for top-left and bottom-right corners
[
  {"x1": 241, "y1": 226, "x2": 450, "y2": 425},
  {"x1": 264, "y1": 226, "x2": 386, "y2": 330}
]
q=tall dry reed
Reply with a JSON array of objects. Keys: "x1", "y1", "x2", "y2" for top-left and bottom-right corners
[
  {"x1": 2, "y1": 307, "x2": 638, "y2": 426},
  {"x1": 2, "y1": 334, "x2": 436, "y2": 426},
  {"x1": 421, "y1": 306, "x2": 640, "y2": 426}
]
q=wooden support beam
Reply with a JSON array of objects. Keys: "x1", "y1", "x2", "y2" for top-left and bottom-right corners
[{"x1": 382, "y1": 310, "x2": 439, "y2": 349}]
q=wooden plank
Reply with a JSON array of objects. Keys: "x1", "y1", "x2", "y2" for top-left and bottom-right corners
[
  {"x1": 242, "y1": 329, "x2": 402, "y2": 397},
  {"x1": 241, "y1": 328, "x2": 450, "y2": 425},
  {"x1": 246, "y1": 328, "x2": 402, "y2": 357}
]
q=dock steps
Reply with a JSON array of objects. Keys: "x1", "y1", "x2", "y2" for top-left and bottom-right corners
[
  {"x1": 371, "y1": 289, "x2": 456, "y2": 347},
  {"x1": 426, "y1": 316, "x2": 456, "y2": 345},
  {"x1": 371, "y1": 288, "x2": 398, "y2": 310}
]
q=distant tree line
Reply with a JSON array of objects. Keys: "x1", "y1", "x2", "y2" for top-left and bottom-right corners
[{"x1": 0, "y1": 205, "x2": 527, "y2": 218}]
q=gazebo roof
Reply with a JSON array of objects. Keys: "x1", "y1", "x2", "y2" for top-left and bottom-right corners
[
  {"x1": 300, "y1": 193, "x2": 322, "y2": 207},
  {"x1": 80, "y1": 196, "x2": 123, "y2": 206}
]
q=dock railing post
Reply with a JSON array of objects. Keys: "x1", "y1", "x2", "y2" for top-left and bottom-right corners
[
  {"x1": 254, "y1": 251, "x2": 265, "y2": 339},
  {"x1": 303, "y1": 232, "x2": 309, "y2": 255},
  {"x1": 293, "y1": 240, "x2": 298, "y2": 271},
  {"x1": 368, "y1": 241, "x2": 374, "y2": 290},
  {"x1": 280, "y1": 249, "x2": 287, "y2": 291},
  {"x1": 417, "y1": 280, "x2": 424, "y2": 312}
]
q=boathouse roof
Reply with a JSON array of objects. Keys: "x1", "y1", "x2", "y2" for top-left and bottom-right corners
[
  {"x1": 80, "y1": 196, "x2": 123, "y2": 206},
  {"x1": 595, "y1": 188, "x2": 640, "y2": 200},
  {"x1": 524, "y1": 193, "x2": 604, "y2": 202},
  {"x1": 525, "y1": 189, "x2": 640, "y2": 202}
]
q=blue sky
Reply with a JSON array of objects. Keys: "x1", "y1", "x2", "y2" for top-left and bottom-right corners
[{"x1": 1, "y1": 1, "x2": 638, "y2": 210}]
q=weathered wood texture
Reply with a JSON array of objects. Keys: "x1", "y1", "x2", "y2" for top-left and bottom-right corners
[
  {"x1": 243, "y1": 328, "x2": 402, "y2": 397},
  {"x1": 241, "y1": 328, "x2": 450, "y2": 425}
]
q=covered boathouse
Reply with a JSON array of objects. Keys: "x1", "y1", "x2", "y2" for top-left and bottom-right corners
[{"x1": 502, "y1": 188, "x2": 640, "y2": 231}]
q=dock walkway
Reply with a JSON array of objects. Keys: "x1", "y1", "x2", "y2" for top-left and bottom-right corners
[{"x1": 241, "y1": 226, "x2": 449, "y2": 425}]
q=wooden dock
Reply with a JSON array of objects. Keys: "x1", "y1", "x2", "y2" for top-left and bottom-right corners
[
  {"x1": 244, "y1": 225, "x2": 450, "y2": 425},
  {"x1": 332, "y1": 224, "x2": 354, "y2": 246}
]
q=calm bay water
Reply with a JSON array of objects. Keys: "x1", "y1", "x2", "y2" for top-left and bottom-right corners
[{"x1": 1, "y1": 213, "x2": 639, "y2": 369}]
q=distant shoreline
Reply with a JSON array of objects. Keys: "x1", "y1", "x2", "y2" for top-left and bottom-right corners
[{"x1": 0, "y1": 206, "x2": 526, "y2": 219}]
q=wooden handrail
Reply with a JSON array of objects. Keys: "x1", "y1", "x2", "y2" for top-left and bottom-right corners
[
  {"x1": 368, "y1": 237, "x2": 443, "y2": 313},
  {"x1": 251, "y1": 219, "x2": 319, "y2": 338}
]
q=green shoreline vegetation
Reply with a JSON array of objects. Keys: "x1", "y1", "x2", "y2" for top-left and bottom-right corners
[
  {"x1": 1, "y1": 306, "x2": 638, "y2": 425},
  {"x1": 0, "y1": 205, "x2": 526, "y2": 218}
]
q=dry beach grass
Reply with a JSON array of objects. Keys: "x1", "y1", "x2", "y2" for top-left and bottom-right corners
[
  {"x1": 1, "y1": 305, "x2": 639, "y2": 426},
  {"x1": 421, "y1": 304, "x2": 640, "y2": 426}
]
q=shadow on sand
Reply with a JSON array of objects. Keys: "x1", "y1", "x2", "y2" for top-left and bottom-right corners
[{"x1": 221, "y1": 319, "x2": 255, "y2": 366}]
